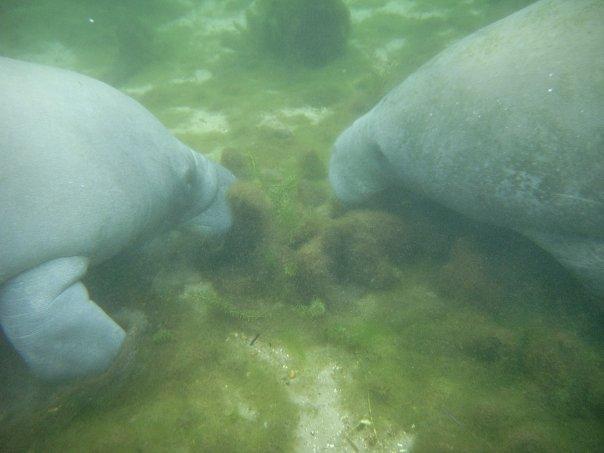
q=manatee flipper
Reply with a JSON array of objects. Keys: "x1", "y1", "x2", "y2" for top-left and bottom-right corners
[
  {"x1": 527, "y1": 232, "x2": 604, "y2": 295},
  {"x1": 0, "y1": 257, "x2": 126, "y2": 380}
]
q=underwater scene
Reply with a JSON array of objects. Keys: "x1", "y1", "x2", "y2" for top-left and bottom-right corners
[{"x1": 0, "y1": 0, "x2": 602, "y2": 451}]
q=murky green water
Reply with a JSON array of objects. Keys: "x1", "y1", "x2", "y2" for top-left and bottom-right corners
[{"x1": 1, "y1": 1, "x2": 602, "y2": 451}]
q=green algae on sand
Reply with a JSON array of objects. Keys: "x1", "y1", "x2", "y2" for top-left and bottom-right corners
[{"x1": 0, "y1": 0, "x2": 601, "y2": 451}]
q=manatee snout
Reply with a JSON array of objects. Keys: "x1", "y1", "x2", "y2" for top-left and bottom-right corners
[
  {"x1": 185, "y1": 162, "x2": 236, "y2": 237},
  {"x1": 329, "y1": 119, "x2": 395, "y2": 205}
]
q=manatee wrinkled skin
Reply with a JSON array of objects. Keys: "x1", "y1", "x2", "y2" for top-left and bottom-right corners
[
  {"x1": 329, "y1": 0, "x2": 604, "y2": 295},
  {"x1": 0, "y1": 57, "x2": 235, "y2": 380}
]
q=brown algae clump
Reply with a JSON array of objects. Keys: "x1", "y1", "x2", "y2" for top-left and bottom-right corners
[{"x1": 224, "y1": 181, "x2": 273, "y2": 261}]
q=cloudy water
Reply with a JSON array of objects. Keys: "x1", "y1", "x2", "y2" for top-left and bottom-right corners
[{"x1": 0, "y1": 0, "x2": 602, "y2": 451}]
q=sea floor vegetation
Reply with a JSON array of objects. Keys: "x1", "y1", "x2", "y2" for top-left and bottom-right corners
[{"x1": 0, "y1": 0, "x2": 602, "y2": 451}]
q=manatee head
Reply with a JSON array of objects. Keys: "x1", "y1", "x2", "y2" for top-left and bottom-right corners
[
  {"x1": 181, "y1": 150, "x2": 235, "y2": 237},
  {"x1": 329, "y1": 113, "x2": 397, "y2": 205}
]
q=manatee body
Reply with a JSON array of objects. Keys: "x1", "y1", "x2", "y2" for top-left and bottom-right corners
[
  {"x1": 329, "y1": 0, "x2": 604, "y2": 295},
  {"x1": 0, "y1": 56, "x2": 234, "y2": 380}
]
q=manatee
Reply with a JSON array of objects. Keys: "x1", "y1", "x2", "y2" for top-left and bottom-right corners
[
  {"x1": 0, "y1": 56, "x2": 235, "y2": 380},
  {"x1": 329, "y1": 0, "x2": 604, "y2": 295}
]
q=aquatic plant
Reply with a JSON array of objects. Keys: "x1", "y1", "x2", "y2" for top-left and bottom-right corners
[
  {"x1": 295, "y1": 179, "x2": 329, "y2": 207},
  {"x1": 181, "y1": 281, "x2": 271, "y2": 322},
  {"x1": 210, "y1": 296, "x2": 273, "y2": 322},
  {"x1": 292, "y1": 237, "x2": 332, "y2": 299},
  {"x1": 289, "y1": 209, "x2": 426, "y2": 297},
  {"x1": 151, "y1": 327, "x2": 173, "y2": 345},
  {"x1": 220, "y1": 147, "x2": 257, "y2": 179},
  {"x1": 297, "y1": 149, "x2": 326, "y2": 180},
  {"x1": 460, "y1": 325, "x2": 517, "y2": 365},
  {"x1": 435, "y1": 237, "x2": 504, "y2": 305},
  {"x1": 222, "y1": 181, "x2": 273, "y2": 262},
  {"x1": 296, "y1": 298, "x2": 326, "y2": 319},
  {"x1": 322, "y1": 210, "x2": 410, "y2": 289},
  {"x1": 3, "y1": 1, "x2": 602, "y2": 451},
  {"x1": 246, "y1": 0, "x2": 351, "y2": 67},
  {"x1": 520, "y1": 329, "x2": 602, "y2": 415},
  {"x1": 502, "y1": 428, "x2": 554, "y2": 453},
  {"x1": 267, "y1": 175, "x2": 301, "y2": 236}
]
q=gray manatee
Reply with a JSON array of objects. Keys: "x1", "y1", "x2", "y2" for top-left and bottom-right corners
[
  {"x1": 0, "y1": 57, "x2": 235, "y2": 380},
  {"x1": 329, "y1": 0, "x2": 604, "y2": 295}
]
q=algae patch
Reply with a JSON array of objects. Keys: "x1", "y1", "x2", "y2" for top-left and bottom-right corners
[{"x1": 0, "y1": 0, "x2": 601, "y2": 451}]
